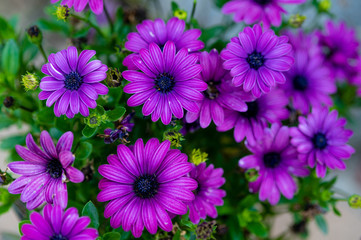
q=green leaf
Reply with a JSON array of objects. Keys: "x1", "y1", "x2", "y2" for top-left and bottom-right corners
[
  {"x1": 75, "y1": 142, "x2": 93, "y2": 161},
  {"x1": 247, "y1": 222, "x2": 268, "y2": 238},
  {"x1": 102, "y1": 232, "x2": 121, "y2": 240},
  {"x1": 106, "y1": 107, "x2": 126, "y2": 121},
  {"x1": 37, "y1": 107, "x2": 55, "y2": 124},
  {"x1": 82, "y1": 201, "x2": 99, "y2": 229},
  {"x1": 0, "y1": 135, "x2": 26, "y2": 150},
  {"x1": 18, "y1": 220, "x2": 31, "y2": 236},
  {"x1": 96, "y1": 105, "x2": 105, "y2": 115},
  {"x1": 315, "y1": 215, "x2": 328, "y2": 234},
  {"x1": 82, "y1": 125, "x2": 98, "y2": 138},
  {"x1": 0, "y1": 16, "x2": 16, "y2": 42},
  {"x1": 2, "y1": 39, "x2": 20, "y2": 76},
  {"x1": 173, "y1": 230, "x2": 181, "y2": 240},
  {"x1": 171, "y1": 1, "x2": 180, "y2": 12}
]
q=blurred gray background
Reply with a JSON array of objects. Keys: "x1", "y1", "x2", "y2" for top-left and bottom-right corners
[{"x1": 0, "y1": 0, "x2": 360, "y2": 239}]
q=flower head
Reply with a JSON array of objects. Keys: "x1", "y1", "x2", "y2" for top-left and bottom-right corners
[
  {"x1": 123, "y1": 41, "x2": 207, "y2": 125},
  {"x1": 290, "y1": 108, "x2": 355, "y2": 178},
  {"x1": 185, "y1": 50, "x2": 248, "y2": 128},
  {"x1": 54, "y1": 5, "x2": 70, "y2": 21},
  {"x1": 217, "y1": 88, "x2": 289, "y2": 144},
  {"x1": 21, "y1": 204, "x2": 98, "y2": 240},
  {"x1": 51, "y1": 0, "x2": 104, "y2": 15},
  {"x1": 39, "y1": 46, "x2": 108, "y2": 118},
  {"x1": 7, "y1": 131, "x2": 84, "y2": 210},
  {"x1": 317, "y1": 20, "x2": 360, "y2": 80},
  {"x1": 222, "y1": 0, "x2": 306, "y2": 28},
  {"x1": 282, "y1": 31, "x2": 336, "y2": 114},
  {"x1": 239, "y1": 124, "x2": 309, "y2": 205},
  {"x1": 123, "y1": 17, "x2": 204, "y2": 69},
  {"x1": 97, "y1": 138, "x2": 197, "y2": 238},
  {"x1": 187, "y1": 163, "x2": 226, "y2": 224},
  {"x1": 221, "y1": 24, "x2": 294, "y2": 97},
  {"x1": 22, "y1": 72, "x2": 39, "y2": 91}
]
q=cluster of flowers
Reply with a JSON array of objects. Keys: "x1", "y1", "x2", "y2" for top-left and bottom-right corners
[{"x1": 5, "y1": 0, "x2": 358, "y2": 239}]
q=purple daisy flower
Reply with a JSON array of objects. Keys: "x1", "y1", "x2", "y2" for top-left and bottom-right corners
[
  {"x1": 185, "y1": 49, "x2": 248, "y2": 128},
  {"x1": 38, "y1": 46, "x2": 108, "y2": 118},
  {"x1": 317, "y1": 20, "x2": 360, "y2": 81},
  {"x1": 187, "y1": 163, "x2": 226, "y2": 224},
  {"x1": 123, "y1": 17, "x2": 204, "y2": 69},
  {"x1": 222, "y1": 0, "x2": 306, "y2": 28},
  {"x1": 217, "y1": 88, "x2": 289, "y2": 144},
  {"x1": 21, "y1": 204, "x2": 98, "y2": 240},
  {"x1": 282, "y1": 31, "x2": 336, "y2": 114},
  {"x1": 123, "y1": 41, "x2": 207, "y2": 125},
  {"x1": 239, "y1": 124, "x2": 309, "y2": 205},
  {"x1": 221, "y1": 24, "x2": 294, "y2": 97},
  {"x1": 97, "y1": 138, "x2": 197, "y2": 238},
  {"x1": 290, "y1": 108, "x2": 355, "y2": 178},
  {"x1": 7, "y1": 131, "x2": 84, "y2": 210},
  {"x1": 51, "y1": 0, "x2": 104, "y2": 15}
]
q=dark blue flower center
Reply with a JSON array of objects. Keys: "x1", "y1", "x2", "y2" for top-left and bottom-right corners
[
  {"x1": 263, "y1": 152, "x2": 281, "y2": 168},
  {"x1": 204, "y1": 81, "x2": 220, "y2": 99},
  {"x1": 64, "y1": 71, "x2": 83, "y2": 90},
  {"x1": 50, "y1": 234, "x2": 68, "y2": 240},
  {"x1": 247, "y1": 51, "x2": 265, "y2": 70},
  {"x1": 46, "y1": 159, "x2": 63, "y2": 179},
  {"x1": 133, "y1": 174, "x2": 159, "y2": 199},
  {"x1": 293, "y1": 75, "x2": 308, "y2": 91},
  {"x1": 240, "y1": 101, "x2": 259, "y2": 119},
  {"x1": 253, "y1": 0, "x2": 272, "y2": 5},
  {"x1": 312, "y1": 132, "x2": 327, "y2": 149},
  {"x1": 155, "y1": 73, "x2": 175, "y2": 93}
]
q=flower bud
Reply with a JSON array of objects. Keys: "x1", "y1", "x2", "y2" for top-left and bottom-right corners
[
  {"x1": 55, "y1": 5, "x2": 70, "y2": 22},
  {"x1": 319, "y1": 0, "x2": 331, "y2": 12},
  {"x1": 245, "y1": 168, "x2": 259, "y2": 182},
  {"x1": 174, "y1": 9, "x2": 187, "y2": 20},
  {"x1": 190, "y1": 149, "x2": 208, "y2": 165},
  {"x1": 163, "y1": 130, "x2": 184, "y2": 148},
  {"x1": 27, "y1": 25, "x2": 42, "y2": 45},
  {"x1": 106, "y1": 68, "x2": 122, "y2": 87},
  {"x1": 22, "y1": 72, "x2": 39, "y2": 91},
  {"x1": 289, "y1": 14, "x2": 306, "y2": 28},
  {"x1": 196, "y1": 220, "x2": 216, "y2": 240},
  {"x1": 3, "y1": 96, "x2": 14, "y2": 108},
  {"x1": 348, "y1": 194, "x2": 361, "y2": 208},
  {"x1": 84, "y1": 112, "x2": 108, "y2": 128}
]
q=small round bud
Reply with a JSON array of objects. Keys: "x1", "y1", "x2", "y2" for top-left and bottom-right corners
[
  {"x1": 319, "y1": 0, "x2": 331, "y2": 12},
  {"x1": 55, "y1": 5, "x2": 70, "y2": 22},
  {"x1": 3, "y1": 96, "x2": 14, "y2": 108},
  {"x1": 22, "y1": 72, "x2": 39, "y2": 91},
  {"x1": 174, "y1": 9, "x2": 187, "y2": 20},
  {"x1": 348, "y1": 194, "x2": 361, "y2": 209},
  {"x1": 190, "y1": 149, "x2": 208, "y2": 165},
  {"x1": 289, "y1": 14, "x2": 306, "y2": 28},
  {"x1": 27, "y1": 25, "x2": 42, "y2": 45}
]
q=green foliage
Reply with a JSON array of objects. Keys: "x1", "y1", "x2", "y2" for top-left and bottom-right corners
[
  {"x1": 2, "y1": 39, "x2": 20, "y2": 77},
  {"x1": 18, "y1": 220, "x2": 31, "y2": 236},
  {"x1": 82, "y1": 201, "x2": 100, "y2": 229}
]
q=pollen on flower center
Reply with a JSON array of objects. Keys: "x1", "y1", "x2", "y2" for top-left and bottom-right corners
[
  {"x1": 263, "y1": 152, "x2": 281, "y2": 168},
  {"x1": 46, "y1": 159, "x2": 63, "y2": 179},
  {"x1": 253, "y1": 0, "x2": 272, "y2": 5},
  {"x1": 312, "y1": 132, "x2": 328, "y2": 149},
  {"x1": 293, "y1": 75, "x2": 308, "y2": 91},
  {"x1": 50, "y1": 234, "x2": 68, "y2": 240},
  {"x1": 241, "y1": 101, "x2": 259, "y2": 119},
  {"x1": 155, "y1": 73, "x2": 175, "y2": 93},
  {"x1": 247, "y1": 51, "x2": 265, "y2": 70},
  {"x1": 204, "y1": 81, "x2": 220, "y2": 99},
  {"x1": 133, "y1": 174, "x2": 159, "y2": 199},
  {"x1": 65, "y1": 71, "x2": 83, "y2": 90}
]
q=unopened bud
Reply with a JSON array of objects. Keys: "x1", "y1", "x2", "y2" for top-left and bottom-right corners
[
  {"x1": 289, "y1": 14, "x2": 306, "y2": 28},
  {"x1": 319, "y1": 0, "x2": 331, "y2": 12},
  {"x1": 22, "y1": 72, "x2": 39, "y2": 91},
  {"x1": 174, "y1": 9, "x2": 187, "y2": 20},
  {"x1": 3, "y1": 96, "x2": 14, "y2": 108},
  {"x1": 27, "y1": 25, "x2": 42, "y2": 45},
  {"x1": 190, "y1": 149, "x2": 208, "y2": 165},
  {"x1": 348, "y1": 194, "x2": 361, "y2": 209},
  {"x1": 106, "y1": 68, "x2": 122, "y2": 87},
  {"x1": 55, "y1": 5, "x2": 70, "y2": 22},
  {"x1": 245, "y1": 168, "x2": 259, "y2": 182}
]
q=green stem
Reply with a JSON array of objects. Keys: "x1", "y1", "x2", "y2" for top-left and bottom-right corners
[
  {"x1": 103, "y1": 3, "x2": 114, "y2": 34},
  {"x1": 37, "y1": 44, "x2": 47, "y2": 62},
  {"x1": 71, "y1": 13, "x2": 106, "y2": 38},
  {"x1": 189, "y1": 0, "x2": 197, "y2": 28}
]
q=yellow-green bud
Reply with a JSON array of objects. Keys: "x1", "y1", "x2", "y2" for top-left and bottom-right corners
[
  {"x1": 84, "y1": 112, "x2": 108, "y2": 128},
  {"x1": 245, "y1": 168, "x2": 259, "y2": 182},
  {"x1": 106, "y1": 68, "x2": 122, "y2": 87},
  {"x1": 55, "y1": 5, "x2": 70, "y2": 22},
  {"x1": 289, "y1": 14, "x2": 307, "y2": 28},
  {"x1": 174, "y1": 9, "x2": 187, "y2": 21},
  {"x1": 190, "y1": 149, "x2": 208, "y2": 165},
  {"x1": 348, "y1": 194, "x2": 361, "y2": 209},
  {"x1": 27, "y1": 25, "x2": 42, "y2": 45},
  {"x1": 319, "y1": 0, "x2": 331, "y2": 12},
  {"x1": 22, "y1": 72, "x2": 39, "y2": 91},
  {"x1": 163, "y1": 131, "x2": 184, "y2": 148}
]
